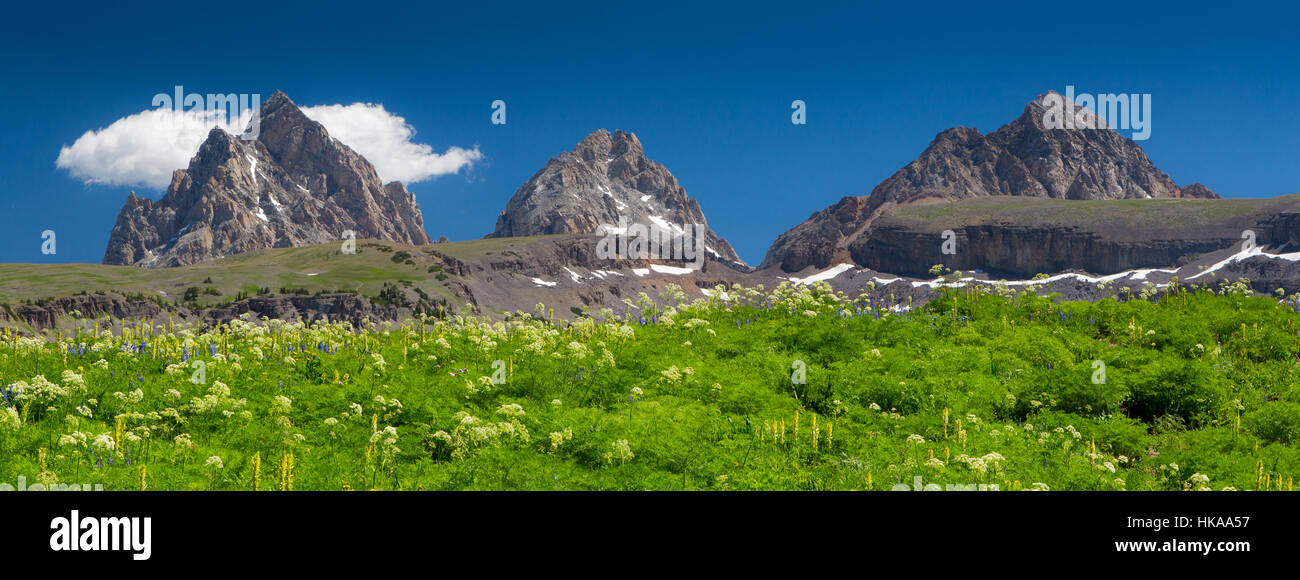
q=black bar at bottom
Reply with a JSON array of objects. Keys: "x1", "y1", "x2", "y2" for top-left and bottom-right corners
[{"x1": 4, "y1": 491, "x2": 1289, "y2": 567}]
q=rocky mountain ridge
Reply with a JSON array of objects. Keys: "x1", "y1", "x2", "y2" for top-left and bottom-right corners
[
  {"x1": 488, "y1": 129, "x2": 744, "y2": 266},
  {"x1": 761, "y1": 92, "x2": 1219, "y2": 272},
  {"x1": 102, "y1": 91, "x2": 430, "y2": 267}
]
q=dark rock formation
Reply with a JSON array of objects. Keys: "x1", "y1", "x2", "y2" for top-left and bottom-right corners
[
  {"x1": 103, "y1": 91, "x2": 430, "y2": 267},
  {"x1": 201, "y1": 293, "x2": 400, "y2": 328},
  {"x1": 2, "y1": 294, "x2": 168, "y2": 332},
  {"x1": 850, "y1": 224, "x2": 1240, "y2": 279},
  {"x1": 0, "y1": 291, "x2": 409, "y2": 333},
  {"x1": 845, "y1": 195, "x2": 1300, "y2": 278}
]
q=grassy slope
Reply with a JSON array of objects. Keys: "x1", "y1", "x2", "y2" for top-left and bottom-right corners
[
  {"x1": 0, "y1": 236, "x2": 563, "y2": 306},
  {"x1": 429, "y1": 234, "x2": 566, "y2": 262},
  {"x1": 886, "y1": 194, "x2": 1300, "y2": 234}
]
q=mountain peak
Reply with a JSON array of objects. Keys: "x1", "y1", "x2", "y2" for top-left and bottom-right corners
[
  {"x1": 1018, "y1": 90, "x2": 1108, "y2": 131},
  {"x1": 255, "y1": 91, "x2": 332, "y2": 161},
  {"x1": 610, "y1": 129, "x2": 642, "y2": 156},
  {"x1": 264, "y1": 89, "x2": 293, "y2": 106},
  {"x1": 572, "y1": 129, "x2": 645, "y2": 161},
  {"x1": 573, "y1": 129, "x2": 613, "y2": 160},
  {"x1": 259, "y1": 90, "x2": 308, "y2": 126},
  {"x1": 760, "y1": 92, "x2": 1219, "y2": 271},
  {"x1": 488, "y1": 129, "x2": 744, "y2": 265},
  {"x1": 102, "y1": 91, "x2": 430, "y2": 267},
  {"x1": 203, "y1": 124, "x2": 237, "y2": 145},
  {"x1": 861, "y1": 90, "x2": 1206, "y2": 208}
]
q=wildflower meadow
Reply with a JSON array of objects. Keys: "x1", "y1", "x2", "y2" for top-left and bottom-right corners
[{"x1": 2, "y1": 280, "x2": 1298, "y2": 491}]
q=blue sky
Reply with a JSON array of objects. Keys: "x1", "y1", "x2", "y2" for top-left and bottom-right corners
[{"x1": 1, "y1": 0, "x2": 1297, "y2": 265}]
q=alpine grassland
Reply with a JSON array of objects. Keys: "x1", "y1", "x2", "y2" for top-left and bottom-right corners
[{"x1": 2, "y1": 279, "x2": 1299, "y2": 491}]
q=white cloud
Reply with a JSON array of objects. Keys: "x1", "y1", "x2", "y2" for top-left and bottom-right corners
[
  {"x1": 56, "y1": 108, "x2": 252, "y2": 189},
  {"x1": 56, "y1": 102, "x2": 479, "y2": 189},
  {"x1": 301, "y1": 103, "x2": 482, "y2": 184}
]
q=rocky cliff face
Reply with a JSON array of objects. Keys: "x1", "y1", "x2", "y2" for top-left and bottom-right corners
[
  {"x1": 761, "y1": 93, "x2": 1219, "y2": 272},
  {"x1": 102, "y1": 91, "x2": 430, "y2": 267},
  {"x1": 200, "y1": 294, "x2": 401, "y2": 328},
  {"x1": 2, "y1": 294, "x2": 168, "y2": 332},
  {"x1": 844, "y1": 195, "x2": 1300, "y2": 278},
  {"x1": 1, "y1": 292, "x2": 406, "y2": 333},
  {"x1": 488, "y1": 129, "x2": 744, "y2": 265},
  {"x1": 849, "y1": 224, "x2": 1242, "y2": 278},
  {"x1": 758, "y1": 196, "x2": 872, "y2": 273},
  {"x1": 1266, "y1": 209, "x2": 1300, "y2": 247}
]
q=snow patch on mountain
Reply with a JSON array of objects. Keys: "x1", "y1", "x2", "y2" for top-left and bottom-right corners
[{"x1": 789, "y1": 263, "x2": 855, "y2": 285}]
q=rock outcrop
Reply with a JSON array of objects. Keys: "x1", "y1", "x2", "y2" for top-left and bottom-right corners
[
  {"x1": 103, "y1": 91, "x2": 430, "y2": 267},
  {"x1": 2, "y1": 294, "x2": 168, "y2": 332},
  {"x1": 0, "y1": 291, "x2": 409, "y2": 333},
  {"x1": 201, "y1": 293, "x2": 401, "y2": 328},
  {"x1": 488, "y1": 129, "x2": 744, "y2": 265},
  {"x1": 844, "y1": 195, "x2": 1300, "y2": 278},
  {"x1": 762, "y1": 92, "x2": 1219, "y2": 272}
]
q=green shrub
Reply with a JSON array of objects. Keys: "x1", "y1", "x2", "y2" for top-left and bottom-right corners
[
  {"x1": 1125, "y1": 359, "x2": 1223, "y2": 424},
  {"x1": 1246, "y1": 402, "x2": 1300, "y2": 445}
]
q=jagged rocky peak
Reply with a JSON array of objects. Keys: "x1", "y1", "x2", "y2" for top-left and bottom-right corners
[
  {"x1": 102, "y1": 90, "x2": 430, "y2": 267},
  {"x1": 572, "y1": 128, "x2": 643, "y2": 161},
  {"x1": 488, "y1": 128, "x2": 744, "y2": 265},
  {"x1": 760, "y1": 92, "x2": 1220, "y2": 272},
  {"x1": 868, "y1": 90, "x2": 1217, "y2": 207}
]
